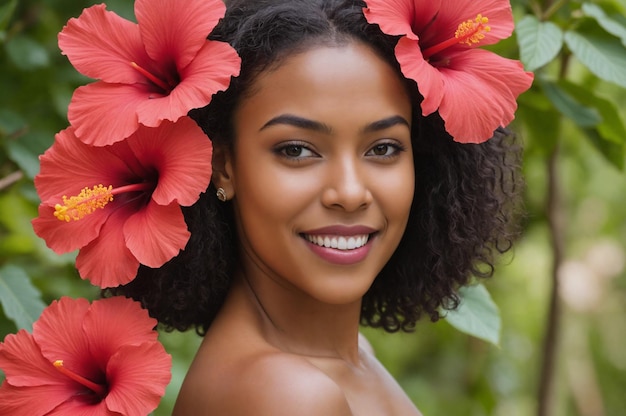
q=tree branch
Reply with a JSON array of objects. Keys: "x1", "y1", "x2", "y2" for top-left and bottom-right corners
[
  {"x1": 0, "y1": 171, "x2": 24, "y2": 191},
  {"x1": 537, "y1": 143, "x2": 564, "y2": 416}
]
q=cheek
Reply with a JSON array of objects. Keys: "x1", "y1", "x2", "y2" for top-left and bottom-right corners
[
  {"x1": 233, "y1": 162, "x2": 317, "y2": 231},
  {"x1": 373, "y1": 165, "x2": 415, "y2": 225}
]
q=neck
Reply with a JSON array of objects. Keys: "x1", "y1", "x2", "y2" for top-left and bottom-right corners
[{"x1": 233, "y1": 273, "x2": 363, "y2": 364}]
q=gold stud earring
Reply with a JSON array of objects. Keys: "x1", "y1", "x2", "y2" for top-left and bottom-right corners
[{"x1": 216, "y1": 187, "x2": 227, "y2": 202}]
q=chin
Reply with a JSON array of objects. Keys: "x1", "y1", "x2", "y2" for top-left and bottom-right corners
[{"x1": 306, "y1": 275, "x2": 377, "y2": 306}]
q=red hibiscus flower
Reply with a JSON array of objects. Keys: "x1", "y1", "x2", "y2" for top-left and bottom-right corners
[
  {"x1": 0, "y1": 296, "x2": 171, "y2": 415},
  {"x1": 58, "y1": 0, "x2": 240, "y2": 146},
  {"x1": 364, "y1": 0, "x2": 534, "y2": 143},
  {"x1": 31, "y1": 117, "x2": 212, "y2": 288}
]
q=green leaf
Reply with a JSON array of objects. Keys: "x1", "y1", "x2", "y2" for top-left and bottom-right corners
[
  {"x1": 583, "y1": 127, "x2": 625, "y2": 170},
  {"x1": 582, "y1": 3, "x2": 626, "y2": 47},
  {"x1": 564, "y1": 30, "x2": 626, "y2": 88},
  {"x1": 49, "y1": 83, "x2": 74, "y2": 119},
  {"x1": 443, "y1": 284, "x2": 501, "y2": 346},
  {"x1": 0, "y1": 192, "x2": 38, "y2": 255},
  {"x1": 541, "y1": 78, "x2": 626, "y2": 168},
  {"x1": 558, "y1": 80, "x2": 626, "y2": 145},
  {"x1": 0, "y1": 0, "x2": 17, "y2": 34},
  {"x1": 4, "y1": 34, "x2": 50, "y2": 71},
  {"x1": 6, "y1": 131, "x2": 52, "y2": 179},
  {"x1": 0, "y1": 109, "x2": 26, "y2": 138},
  {"x1": 517, "y1": 92, "x2": 561, "y2": 155},
  {"x1": 0, "y1": 265, "x2": 46, "y2": 331},
  {"x1": 516, "y1": 15, "x2": 563, "y2": 72},
  {"x1": 541, "y1": 80, "x2": 602, "y2": 127}
]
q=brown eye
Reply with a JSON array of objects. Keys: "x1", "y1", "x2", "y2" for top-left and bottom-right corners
[
  {"x1": 371, "y1": 144, "x2": 390, "y2": 156},
  {"x1": 366, "y1": 141, "x2": 405, "y2": 158},
  {"x1": 275, "y1": 142, "x2": 317, "y2": 159},
  {"x1": 284, "y1": 145, "x2": 304, "y2": 157}
]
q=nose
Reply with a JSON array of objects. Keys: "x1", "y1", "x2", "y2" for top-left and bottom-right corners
[{"x1": 321, "y1": 156, "x2": 373, "y2": 212}]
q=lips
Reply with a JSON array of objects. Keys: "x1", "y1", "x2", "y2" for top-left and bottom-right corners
[
  {"x1": 303, "y1": 234, "x2": 370, "y2": 250},
  {"x1": 299, "y1": 225, "x2": 377, "y2": 265}
]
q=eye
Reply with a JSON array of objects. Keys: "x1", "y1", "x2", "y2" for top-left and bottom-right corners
[
  {"x1": 274, "y1": 141, "x2": 318, "y2": 159},
  {"x1": 370, "y1": 144, "x2": 392, "y2": 156},
  {"x1": 366, "y1": 141, "x2": 405, "y2": 158},
  {"x1": 284, "y1": 145, "x2": 308, "y2": 157}
]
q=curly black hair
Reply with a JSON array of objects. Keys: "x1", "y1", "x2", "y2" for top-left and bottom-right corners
[{"x1": 109, "y1": 0, "x2": 523, "y2": 334}]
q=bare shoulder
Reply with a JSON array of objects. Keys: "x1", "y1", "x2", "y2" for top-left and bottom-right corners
[
  {"x1": 173, "y1": 350, "x2": 353, "y2": 416},
  {"x1": 231, "y1": 353, "x2": 353, "y2": 415}
]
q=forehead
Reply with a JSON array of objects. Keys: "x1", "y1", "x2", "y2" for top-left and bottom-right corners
[{"x1": 233, "y1": 42, "x2": 412, "y2": 133}]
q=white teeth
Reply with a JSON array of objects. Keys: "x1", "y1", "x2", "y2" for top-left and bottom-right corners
[{"x1": 304, "y1": 234, "x2": 370, "y2": 250}]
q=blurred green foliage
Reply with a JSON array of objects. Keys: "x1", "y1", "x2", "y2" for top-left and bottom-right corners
[{"x1": 1, "y1": 0, "x2": 626, "y2": 415}]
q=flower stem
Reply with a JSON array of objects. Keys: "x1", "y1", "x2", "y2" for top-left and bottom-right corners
[{"x1": 53, "y1": 360, "x2": 107, "y2": 398}]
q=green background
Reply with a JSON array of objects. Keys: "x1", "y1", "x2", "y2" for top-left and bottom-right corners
[{"x1": 1, "y1": 0, "x2": 626, "y2": 415}]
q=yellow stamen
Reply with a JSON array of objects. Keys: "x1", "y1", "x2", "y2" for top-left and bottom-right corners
[
  {"x1": 421, "y1": 14, "x2": 491, "y2": 60},
  {"x1": 53, "y1": 360, "x2": 108, "y2": 397},
  {"x1": 455, "y1": 14, "x2": 491, "y2": 46},
  {"x1": 54, "y1": 184, "x2": 113, "y2": 222}
]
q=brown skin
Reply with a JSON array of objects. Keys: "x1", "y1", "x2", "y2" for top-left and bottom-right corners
[{"x1": 173, "y1": 42, "x2": 422, "y2": 415}]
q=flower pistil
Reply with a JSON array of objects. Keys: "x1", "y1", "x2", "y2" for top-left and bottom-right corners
[
  {"x1": 54, "y1": 182, "x2": 152, "y2": 222},
  {"x1": 130, "y1": 61, "x2": 176, "y2": 94},
  {"x1": 422, "y1": 14, "x2": 491, "y2": 59},
  {"x1": 53, "y1": 360, "x2": 108, "y2": 398}
]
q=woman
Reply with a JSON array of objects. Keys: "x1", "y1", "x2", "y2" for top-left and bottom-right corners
[{"x1": 113, "y1": 0, "x2": 525, "y2": 413}]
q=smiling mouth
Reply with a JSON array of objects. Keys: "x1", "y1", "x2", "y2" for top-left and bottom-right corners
[{"x1": 302, "y1": 234, "x2": 371, "y2": 250}]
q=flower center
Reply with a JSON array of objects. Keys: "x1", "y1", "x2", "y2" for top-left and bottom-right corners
[
  {"x1": 130, "y1": 62, "x2": 177, "y2": 94},
  {"x1": 53, "y1": 360, "x2": 108, "y2": 399},
  {"x1": 421, "y1": 14, "x2": 491, "y2": 60},
  {"x1": 54, "y1": 183, "x2": 153, "y2": 222}
]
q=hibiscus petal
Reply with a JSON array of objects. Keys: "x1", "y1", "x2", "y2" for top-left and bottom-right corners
[
  {"x1": 435, "y1": 0, "x2": 514, "y2": 46},
  {"x1": 135, "y1": 0, "x2": 226, "y2": 70},
  {"x1": 0, "y1": 381, "x2": 79, "y2": 416},
  {"x1": 75, "y1": 208, "x2": 140, "y2": 288},
  {"x1": 364, "y1": 0, "x2": 440, "y2": 40},
  {"x1": 105, "y1": 136, "x2": 155, "y2": 180},
  {"x1": 34, "y1": 127, "x2": 129, "y2": 204},
  {"x1": 84, "y1": 297, "x2": 158, "y2": 369},
  {"x1": 104, "y1": 343, "x2": 171, "y2": 416},
  {"x1": 47, "y1": 398, "x2": 116, "y2": 416},
  {"x1": 127, "y1": 119, "x2": 212, "y2": 206},
  {"x1": 124, "y1": 201, "x2": 190, "y2": 268},
  {"x1": 0, "y1": 330, "x2": 68, "y2": 387},
  {"x1": 45, "y1": 399, "x2": 117, "y2": 416},
  {"x1": 58, "y1": 4, "x2": 152, "y2": 84},
  {"x1": 437, "y1": 49, "x2": 533, "y2": 143},
  {"x1": 136, "y1": 40, "x2": 240, "y2": 127},
  {"x1": 32, "y1": 298, "x2": 102, "y2": 383},
  {"x1": 394, "y1": 37, "x2": 444, "y2": 116},
  {"x1": 32, "y1": 204, "x2": 105, "y2": 254},
  {"x1": 68, "y1": 82, "x2": 151, "y2": 146}
]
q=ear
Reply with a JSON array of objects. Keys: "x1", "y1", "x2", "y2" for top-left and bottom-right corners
[{"x1": 211, "y1": 145, "x2": 235, "y2": 199}]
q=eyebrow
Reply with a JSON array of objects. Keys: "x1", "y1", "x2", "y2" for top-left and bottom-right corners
[
  {"x1": 361, "y1": 115, "x2": 410, "y2": 133},
  {"x1": 260, "y1": 114, "x2": 332, "y2": 134},
  {"x1": 259, "y1": 114, "x2": 410, "y2": 134}
]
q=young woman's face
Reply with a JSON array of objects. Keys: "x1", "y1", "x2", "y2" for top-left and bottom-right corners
[{"x1": 222, "y1": 42, "x2": 414, "y2": 305}]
